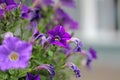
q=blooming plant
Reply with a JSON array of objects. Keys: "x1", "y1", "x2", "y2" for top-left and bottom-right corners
[{"x1": 0, "y1": 0, "x2": 97, "y2": 80}]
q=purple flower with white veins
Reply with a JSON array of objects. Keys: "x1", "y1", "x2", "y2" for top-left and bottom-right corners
[
  {"x1": 48, "y1": 25, "x2": 71, "y2": 48},
  {"x1": 35, "y1": 64, "x2": 55, "y2": 80},
  {"x1": 0, "y1": 37, "x2": 32, "y2": 71},
  {"x1": 30, "y1": 28, "x2": 47, "y2": 45},
  {"x1": 65, "y1": 62, "x2": 81, "y2": 78},
  {"x1": 60, "y1": 38, "x2": 82, "y2": 59},
  {"x1": 26, "y1": 73, "x2": 40, "y2": 80},
  {"x1": 67, "y1": 38, "x2": 82, "y2": 52}
]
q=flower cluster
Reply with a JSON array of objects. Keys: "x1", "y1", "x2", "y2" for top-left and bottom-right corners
[{"x1": 0, "y1": 0, "x2": 97, "y2": 80}]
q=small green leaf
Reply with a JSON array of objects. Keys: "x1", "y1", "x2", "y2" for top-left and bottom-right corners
[{"x1": 48, "y1": 51, "x2": 53, "y2": 57}]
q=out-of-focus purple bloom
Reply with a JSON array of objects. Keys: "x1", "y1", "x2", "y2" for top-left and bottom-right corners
[
  {"x1": 42, "y1": 0, "x2": 53, "y2": 6},
  {"x1": 0, "y1": 0, "x2": 4, "y2": 4},
  {"x1": 55, "y1": 8, "x2": 78, "y2": 29},
  {"x1": 0, "y1": 37, "x2": 32, "y2": 71},
  {"x1": 29, "y1": 7, "x2": 41, "y2": 28},
  {"x1": 0, "y1": 0, "x2": 15, "y2": 5},
  {"x1": 30, "y1": 7, "x2": 41, "y2": 22},
  {"x1": 81, "y1": 57, "x2": 92, "y2": 69},
  {"x1": 35, "y1": 64, "x2": 55, "y2": 80},
  {"x1": 48, "y1": 25, "x2": 71, "y2": 47},
  {"x1": 21, "y1": 5, "x2": 31, "y2": 19},
  {"x1": 89, "y1": 47, "x2": 97, "y2": 59},
  {"x1": 33, "y1": 0, "x2": 53, "y2": 6},
  {"x1": 66, "y1": 62, "x2": 81, "y2": 78},
  {"x1": 60, "y1": 0, "x2": 76, "y2": 8},
  {"x1": 5, "y1": 3, "x2": 18, "y2": 11},
  {"x1": 0, "y1": 0, "x2": 18, "y2": 11},
  {"x1": 26, "y1": 73, "x2": 40, "y2": 80},
  {"x1": 5, "y1": 0, "x2": 16, "y2": 5},
  {"x1": 45, "y1": 22, "x2": 51, "y2": 31},
  {"x1": 0, "y1": 9, "x2": 4, "y2": 16},
  {"x1": 81, "y1": 48, "x2": 97, "y2": 69},
  {"x1": 30, "y1": 21, "x2": 38, "y2": 28},
  {"x1": 86, "y1": 58, "x2": 92, "y2": 69}
]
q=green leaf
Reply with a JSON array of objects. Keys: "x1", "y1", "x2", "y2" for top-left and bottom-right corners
[
  {"x1": 0, "y1": 73, "x2": 8, "y2": 79},
  {"x1": 40, "y1": 75, "x2": 47, "y2": 80},
  {"x1": 10, "y1": 76, "x2": 18, "y2": 80},
  {"x1": 8, "y1": 69, "x2": 15, "y2": 75},
  {"x1": 48, "y1": 51, "x2": 53, "y2": 57}
]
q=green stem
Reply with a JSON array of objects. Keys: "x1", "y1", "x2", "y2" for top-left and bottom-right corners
[{"x1": 20, "y1": 21, "x2": 24, "y2": 39}]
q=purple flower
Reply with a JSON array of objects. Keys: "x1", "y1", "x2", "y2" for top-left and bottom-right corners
[
  {"x1": 30, "y1": 7, "x2": 41, "y2": 22},
  {"x1": 0, "y1": 0, "x2": 18, "y2": 11},
  {"x1": 26, "y1": 73, "x2": 40, "y2": 80},
  {"x1": 30, "y1": 28, "x2": 47, "y2": 45},
  {"x1": 32, "y1": 28, "x2": 41, "y2": 40},
  {"x1": 5, "y1": 0, "x2": 16, "y2": 5},
  {"x1": 87, "y1": 48, "x2": 97, "y2": 68},
  {"x1": 0, "y1": 9, "x2": 4, "y2": 16},
  {"x1": 55, "y1": 8, "x2": 78, "y2": 29},
  {"x1": 0, "y1": 0, "x2": 15, "y2": 5},
  {"x1": 42, "y1": 0, "x2": 53, "y2": 6},
  {"x1": 66, "y1": 62, "x2": 81, "y2": 78},
  {"x1": 30, "y1": 21, "x2": 38, "y2": 29},
  {"x1": 59, "y1": 38, "x2": 82, "y2": 59},
  {"x1": 81, "y1": 48, "x2": 97, "y2": 69},
  {"x1": 33, "y1": 0, "x2": 53, "y2": 6},
  {"x1": 48, "y1": 25, "x2": 71, "y2": 47},
  {"x1": 0, "y1": 37, "x2": 32, "y2": 71},
  {"x1": 86, "y1": 58, "x2": 92, "y2": 69},
  {"x1": 60, "y1": 0, "x2": 76, "y2": 8},
  {"x1": 71, "y1": 38, "x2": 82, "y2": 52},
  {"x1": 66, "y1": 38, "x2": 82, "y2": 52},
  {"x1": 35, "y1": 64, "x2": 55, "y2": 80},
  {"x1": 0, "y1": 0, "x2": 4, "y2": 4},
  {"x1": 29, "y1": 7, "x2": 41, "y2": 28},
  {"x1": 89, "y1": 47, "x2": 97, "y2": 59},
  {"x1": 5, "y1": 3, "x2": 18, "y2": 11},
  {"x1": 21, "y1": 5, "x2": 31, "y2": 19}
]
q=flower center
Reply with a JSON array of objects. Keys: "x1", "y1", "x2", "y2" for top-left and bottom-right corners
[
  {"x1": 55, "y1": 36, "x2": 60, "y2": 41},
  {"x1": 9, "y1": 52, "x2": 19, "y2": 61}
]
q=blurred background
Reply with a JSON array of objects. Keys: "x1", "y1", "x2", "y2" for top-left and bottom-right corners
[
  {"x1": 66, "y1": 0, "x2": 120, "y2": 80},
  {"x1": 25, "y1": 0, "x2": 120, "y2": 80}
]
